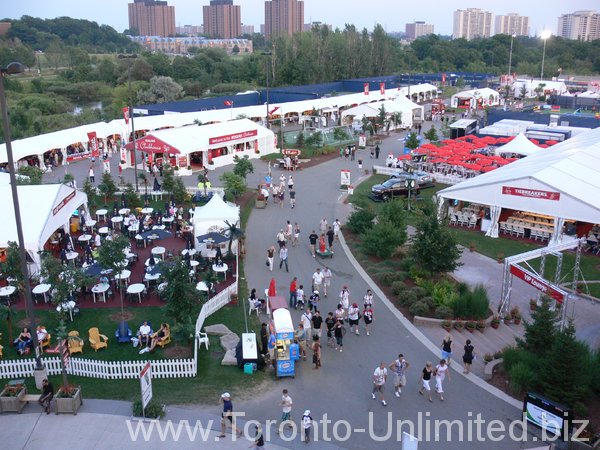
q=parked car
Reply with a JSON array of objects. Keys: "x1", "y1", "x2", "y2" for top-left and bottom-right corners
[{"x1": 370, "y1": 178, "x2": 420, "y2": 201}]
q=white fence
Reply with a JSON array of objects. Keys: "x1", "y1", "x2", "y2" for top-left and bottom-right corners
[
  {"x1": 0, "y1": 356, "x2": 196, "y2": 380},
  {"x1": 195, "y1": 281, "x2": 238, "y2": 338}
]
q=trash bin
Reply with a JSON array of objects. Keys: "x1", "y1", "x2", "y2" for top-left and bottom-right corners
[
  {"x1": 244, "y1": 363, "x2": 254, "y2": 375},
  {"x1": 70, "y1": 218, "x2": 80, "y2": 233},
  {"x1": 358, "y1": 160, "x2": 363, "y2": 169}
]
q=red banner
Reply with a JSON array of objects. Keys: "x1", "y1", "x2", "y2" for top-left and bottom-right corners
[
  {"x1": 269, "y1": 106, "x2": 280, "y2": 115},
  {"x1": 364, "y1": 83, "x2": 370, "y2": 95},
  {"x1": 379, "y1": 82, "x2": 385, "y2": 95},
  {"x1": 224, "y1": 100, "x2": 233, "y2": 106},
  {"x1": 125, "y1": 135, "x2": 179, "y2": 154},
  {"x1": 122, "y1": 107, "x2": 130, "y2": 125},
  {"x1": 502, "y1": 186, "x2": 560, "y2": 201},
  {"x1": 282, "y1": 149, "x2": 301, "y2": 156},
  {"x1": 510, "y1": 265, "x2": 566, "y2": 303},
  {"x1": 87, "y1": 132, "x2": 99, "y2": 158},
  {"x1": 442, "y1": 73, "x2": 446, "y2": 85},
  {"x1": 178, "y1": 155, "x2": 187, "y2": 167},
  {"x1": 209, "y1": 129, "x2": 258, "y2": 145},
  {"x1": 52, "y1": 190, "x2": 76, "y2": 216}
]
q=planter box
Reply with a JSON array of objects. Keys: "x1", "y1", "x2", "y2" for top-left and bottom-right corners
[
  {"x1": 255, "y1": 199, "x2": 266, "y2": 209},
  {"x1": 55, "y1": 388, "x2": 83, "y2": 415},
  {"x1": 0, "y1": 387, "x2": 27, "y2": 414}
]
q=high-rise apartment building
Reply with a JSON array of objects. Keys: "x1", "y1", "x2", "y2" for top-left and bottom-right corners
[
  {"x1": 405, "y1": 21, "x2": 434, "y2": 40},
  {"x1": 203, "y1": 0, "x2": 242, "y2": 39},
  {"x1": 494, "y1": 13, "x2": 530, "y2": 36},
  {"x1": 241, "y1": 24, "x2": 255, "y2": 35},
  {"x1": 557, "y1": 10, "x2": 600, "y2": 41},
  {"x1": 264, "y1": 0, "x2": 304, "y2": 39},
  {"x1": 128, "y1": 0, "x2": 176, "y2": 37},
  {"x1": 453, "y1": 8, "x2": 493, "y2": 40}
]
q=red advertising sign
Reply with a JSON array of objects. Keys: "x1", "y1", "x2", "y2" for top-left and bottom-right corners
[
  {"x1": 269, "y1": 106, "x2": 280, "y2": 115},
  {"x1": 61, "y1": 340, "x2": 70, "y2": 368},
  {"x1": 52, "y1": 190, "x2": 76, "y2": 216},
  {"x1": 87, "y1": 132, "x2": 99, "y2": 158},
  {"x1": 379, "y1": 82, "x2": 385, "y2": 95},
  {"x1": 502, "y1": 186, "x2": 561, "y2": 201},
  {"x1": 178, "y1": 155, "x2": 188, "y2": 167},
  {"x1": 122, "y1": 107, "x2": 130, "y2": 125},
  {"x1": 282, "y1": 149, "x2": 301, "y2": 156},
  {"x1": 125, "y1": 135, "x2": 180, "y2": 154},
  {"x1": 224, "y1": 100, "x2": 233, "y2": 106},
  {"x1": 442, "y1": 73, "x2": 446, "y2": 85},
  {"x1": 209, "y1": 129, "x2": 258, "y2": 145},
  {"x1": 510, "y1": 265, "x2": 566, "y2": 303},
  {"x1": 363, "y1": 83, "x2": 370, "y2": 95}
]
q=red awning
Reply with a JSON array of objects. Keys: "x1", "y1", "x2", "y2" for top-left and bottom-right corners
[{"x1": 125, "y1": 135, "x2": 180, "y2": 154}]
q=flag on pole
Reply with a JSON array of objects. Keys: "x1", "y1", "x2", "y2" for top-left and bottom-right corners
[
  {"x1": 363, "y1": 83, "x2": 369, "y2": 95},
  {"x1": 379, "y1": 82, "x2": 385, "y2": 95},
  {"x1": 87, "y1": 132, "x2": 99, "y2": 158},
  {"x1": 269, "y1": 106, "x2": 280, "y2": 115},
  {"x1": 224, "y1": 100, "x2": 233, "y2": 106},
  {"x1": 122, "y1": 107, "x2": 130, "y2": 125}
]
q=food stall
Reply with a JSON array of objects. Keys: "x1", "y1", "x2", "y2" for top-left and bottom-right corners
[{"x1": 272, "y1": 308, "x2": 296, "y2": 378}]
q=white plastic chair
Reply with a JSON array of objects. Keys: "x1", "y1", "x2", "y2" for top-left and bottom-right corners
[
  {"x1": 249, "y1": 300, "x2": 261, "y2": 316},
  {"x1": 197, "y1": 331, "x2": 210, "y2": 350}
]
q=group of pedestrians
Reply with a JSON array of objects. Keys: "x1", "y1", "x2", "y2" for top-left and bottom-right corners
[{"x1": 262, "y1": 173, "x2": 297, "y2": 209}]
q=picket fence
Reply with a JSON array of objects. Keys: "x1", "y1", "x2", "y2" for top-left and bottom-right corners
[{"x1": 195, "y1": 281, "x2": 238, "y2": 337}]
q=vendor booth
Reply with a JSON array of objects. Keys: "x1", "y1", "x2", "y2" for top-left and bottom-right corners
[
  {"x1": 125, "y1": 119, "x2": 276, "y2": 172},
  {"x1": 0, "y1": 184, "x2": 90, "y2": 273},
  {"x1": 272, "y1": 307, "x2": 296, "y2": 378},
  {"x1": 451, "y1": 88, "x2": 500, "y2": 109},
  {"x1": 193, "y1": 194, "x2": 240, "y2": 254}
]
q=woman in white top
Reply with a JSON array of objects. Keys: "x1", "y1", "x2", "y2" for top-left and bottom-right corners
[
  {"x1": 434, "y1": 359, "x2": 451, "y2": 401},
  {"x1": 348, "y1": 303, "x2": 361, "y2": 335},
  {"x1": 363, "y1": 289, "x2": 374, "y2": 309},
  {"x1": 339, "y1": 286, "x2": 350, "y2": 317}
]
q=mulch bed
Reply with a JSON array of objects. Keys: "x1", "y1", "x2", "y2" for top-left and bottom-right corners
[
  {"x1": 108, "y1": 311, "x2": 136, "y2": 323},
  {"x1": 163, "y1": 344, "x2": 192, "y2": 359}
]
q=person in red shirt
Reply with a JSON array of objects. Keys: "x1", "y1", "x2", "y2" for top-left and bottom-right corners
[{"x1": 289, "y1": 277, "x2": 298, "y2": 309}]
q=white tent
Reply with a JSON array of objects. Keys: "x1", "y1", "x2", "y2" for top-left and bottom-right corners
[
  {"x1": 437, "y1": 126, "x2": 600, "y2": 238},
  {"x1": 512, "y1": 79, "x2": 568, "y2": 98},
  {"x1": 494, "y1": 133, "x2": 542, "y2": 157},
  {"x1": 341, "y1": 100, "x2": 415, "y2": 128},
  {"x1": 450, "y1": 88, "x2": 500, "y2": 109},
  {"x1": 0, "y1": 183, "x2": 89, "y2": 270},
  {"x1": 193, "y1": 193, "x2": 240, "y2": 251}
]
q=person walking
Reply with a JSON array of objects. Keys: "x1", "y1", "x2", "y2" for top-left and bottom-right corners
[
  {"x1": 296, "y1": 284, "x2": 305, "y2": 310},
  {"x1": 348, "y1": 303, "x2": 361, "y2": 335},
  {"x1": 88, "y1": 166, "x2": 95, "y2": 183},
  {"x1": 322, "y1": 267, "x2": 332, "y2": 297},
  {"x1": 335, "y1": 303, "x2": 345, "y2": 324},
  {"x1": 362, "y1": 305, "x2": 373, "y2": 336},
  {"x1": 326, "y1": 226, "x2": 335, "y2": 252},
  {"x1": 434, "y1": 359, "x2": 451, "y2": 401},
  {"x1": 319, "y1": 218, "x2": 328, "y2": 234},
  {"x1": 333, "y1": 219, "x2": 341, "y2": 241},
  {"x1": 308, "y1": 230, "x2": 318, "y2": 257},
  {"x1": 363, "y1": 289, "x2": 374, "y2": 309},
  {"x1": 289, "y1": 189, "x2": 296, "y2": 209},
  {"x1": 279, "y1": 389, "x2": 293, "y2": 430},
  {"x1": 462, "y1": 339, "x2": 475, "y2": 374},
  {"x1": 419, "y1": 362, "x2": 434, "y2": 402},
  {"x1": 389, "y1": 354, "x2": 410, "y2": 397},
  {"x1": 287, "y1": 175, "x2": 294, "y2": 191},
  {"x1": 300, "y1": 309, "x2": 312, "y2": 342},
  {"x1": 339, "y1": 286, "x2": 350, "y2": 319},
  {"x1": 302, "y1": 410, "x2": 313, "y2": 443},
  {"x1": 276, "y1": 229, "x2": 286, "y2": 248},
  {"x1": 292, "y1": 222, "x2": 300, "y2": 247},
  {"x1": 266, "y1": 246, "x2": 275, "y2": 272},
  {"x1": 311, "y1": 336, "x2": 322, "y2": 369},
  {"x1": 333, "y1": 319, "x2": 344, "y2": 352},
  {"x1": 375, "y1": 144, "x2": 380, "y2": 159},
  {"x1": 279, "y1": 188, "x2": 285, "y2": 208},
  {"x1": 372, "y1": 362, "x2": 388, "y2": 406},
  {"x1": 312, "y1": 268, "x2": 324, "y2": 293},
  {"x1": 289, "y1": 277, "x2": 298, "y2": 309},
  {"x1": 285, "y1": 220, "x2": 293, "y2": 241},
  {"x1": 295, "y1": 323, "x2": 307, "y2": 361},
  {"x1": 441, "y1": 335, "x2": 453, "y2": 366},
  {"x1": 279, "y1": 245, "x2": 289, "y2": 272},
  {"x1": 309, "y1": 290, "x2": 320, "y2": 313},
  {"x1": 325, "y1": 312, "x2": 336, "y2": 348},
  {"x1": 218, "y1": 392, "x2": 242, "y2": 439},
  {"x1": 311, "y1": 310, "x2": 323, "y2": 340}
]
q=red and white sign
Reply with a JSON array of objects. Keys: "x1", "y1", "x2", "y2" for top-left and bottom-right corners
[
  {"x1": 140, "y1": 362, "x2": 153, "y2": 410},
  {"x1": 224, "y1": 100, "x2": 233, "y2": 106},
  {"x1": 363, "y1": 83, "x2": 370, "y2": 95},
  {"x1": 122, "y1": 107, "x2": 130, "y2": 125},
  {"x1": 340, "y1": 169, "x2": 351, "y2": 187},
  {"x1": 209, "y1": 129, "x2": 258, "y2": 145},
  {"x1": 87, "y1": 132, "x2": 99, "y2": 158},
  {"x1": 510, "y1": 265, "x2": 566, "y2": 303},
  {"x1": 379, "y1": 82, "x2": 385, "y2": 95},
  {"x1": 282, "y1": 149, "x2": 301, "y2": 156},
  {"x1": 125, "y1": 135, "x2": 179, "y2": 154},
  {"x1": 52, "y1": 190, "x2": 76, "y2": 216},
  {"x1": 61, "y1": 340, "x2": 70, "y2": 368},
  {"x1": 269, "y1": 106, "x2": 280, "y2": 115},
  {"x1": 442, "y1": 73, "x2": 446, "y2": 85},
  {"x1": 66, "y1": 152, "x2": 90, "y2": 163},
  {"x1": 178, "y1": 155, "x2": 188, "y2": 167},
  {"x1": 502, "y1": 186, "x2": 561, "y2": 201}
]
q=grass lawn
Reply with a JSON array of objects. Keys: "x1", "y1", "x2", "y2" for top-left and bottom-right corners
[{"x1": 348, "y1": 174, "x2": 600, "y2": 298}]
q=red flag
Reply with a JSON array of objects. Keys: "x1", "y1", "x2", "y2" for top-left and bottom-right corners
[
  {"x1": 224, "y1": 100, "x2": 233, "y2": 106},
  {"x1": 379, "y1": 82, "x2": 385, "y2": 95},
  {"x1": 269, "y1": 106, "x2": 280, "y2": 115},
  {"x1": 122, "y1": 107, "x2": 130, "y2": 125},
  {"x1": 87, "y1": 132, "x2": 99, "y2": 158},
  {"x1": 442, "y1": 73, "x2": 446, "y2": 85},
  {"x1": 364, "y1": 83, "x2": 369, "y2": 95}
]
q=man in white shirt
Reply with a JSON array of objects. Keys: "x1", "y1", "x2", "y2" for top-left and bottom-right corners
[
  {"x1": 312, "y1": 268, "x2": 324, "y2": 293},
  {"x1": 280, "y1": 389, "x2": 293, "y2": 429},
  {"x1": 321, "y1": 267, "x2": 332, "y2": 297},
  {"x1": 138, "y1": 321, "x2": 152, "y2": 348},
  {"x1": 300, "y1": 310, "x2": 312, "y2": 339},
  {"x1": 371, "y1": 362, "x2": 388, "y2": 406}
]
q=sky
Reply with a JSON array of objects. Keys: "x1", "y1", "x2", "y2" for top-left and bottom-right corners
[{"x1": 2, "y1": 0, "x2": 599, "y2": 36}]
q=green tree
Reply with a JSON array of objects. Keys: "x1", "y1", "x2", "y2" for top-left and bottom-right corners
[
  {"x1": 363, "y1": 220, "x2": 406, "y2": 259},
  {"x1": 137, "y1": 76, "x2": 184, "y2": 104},
  {"x1": 222, "y1": 220, "x2": 244, "y2": 256},
  {"x1": 346, "y1": 208, "x2": 375, "y2": 234},
  {"x1": 82, "y1": 179, "x2": 98, "y2": 206},
  {"x1": 379, "y1": 199, "x2": 407, "y2": 231},
  {"x1": 220, "y1": 172, "x2": 246, "y2": 200},
  {"x1": 95, "y1": 234, "x2": 130, "y2": 318},
  {"x1": 405, "y1": 132, "x2": 420, "y2": 151},
  {"x1": 98, "y1": 172, "x2": 117, "y2": 204},
  {"x1": 123, "y1": 183, "x2": 141, "y2": 209},
  {"x1": 0, "y1": 242, "x2": 25, "y2": 293},
  {"x1": 376, "y1": 104, "x2": 387, "y2": 134},
  {"x1": 232, "y1": 155, "x2": 254, "y2": 181},
  {"x1": 172, "y1": 177, "x2": 188, "y2": 204},
  {"x1": 517, "y1": 296, "x2": 559, "y2": 358},
  {"x1": 409, "y1": 202, "x2": 462, "y2": 274},
  {"x1": 0, "y1": 303, "x2": 16, "y2": 344},
  {"x1": 424, "y1": 126, "x2": 439, "y2": 143},
  {"x1": 161, "y1": 259, "x2": 200, "y2": 326},
  {"x1": 16, "y1": 166, "x2": 43, "y2": 185},
  {"x1": 295, "y1": 131, "x2": 305, "y2": 148},
  {"x1": 161, "y1": 164, "x2": 176, "y2": 197},
  {"x1": 39, "y1": 252, "x2": 90, "y2": 308}
]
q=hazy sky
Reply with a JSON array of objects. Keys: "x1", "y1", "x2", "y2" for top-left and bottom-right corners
[{"x1": 3, "y1": 0, "x2": 599, "y2": 36}]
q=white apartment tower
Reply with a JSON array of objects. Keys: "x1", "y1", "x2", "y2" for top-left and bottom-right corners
[
  {"x1": 557, "y1": 11, "x2": 600, "y2": 41},
  {"x1": 405, "y1": 21, "x2": 434, "y2": 40},
  {"x1": 453, "y1": 8, "x2": 493, "y2": 40},
  {"x1": 495, "y1": 13, "x2": 530, "y2": 36}
]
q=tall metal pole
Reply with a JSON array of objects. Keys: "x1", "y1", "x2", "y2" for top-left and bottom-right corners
[
  {"x1": 119, "y1": 54, "x2": 139, "y2": 191},
  {"x1": 262, "y1": 52, "x2": 272, "y2": 129},
  {"x1": 0, "y1": 63, "x2": 43, "y2": 370},
  {"x1": 540, "y1": 38, "x2": 547, "y2": 81},
  {"x1": 507, "y1": 34, "x2": 515, "y2": 77}
]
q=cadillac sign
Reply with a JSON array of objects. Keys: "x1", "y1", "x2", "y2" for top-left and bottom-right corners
[{"x1": 502, "y1": 186, "x2": 560, "y2": 201}]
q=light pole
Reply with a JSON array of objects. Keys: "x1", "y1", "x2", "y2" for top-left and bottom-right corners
[
  {"x1": 118, "y1": 54, "x2": 139, "y2": 191},
  {"x1": 262, "y1": 52, "x2": 272, "y2": 129},
  {"x1": 540, "y1": 30, "x2": 551, "y2": 80},
  {"x1": 507, "y1": 33, "x2": 515, "y2": 77},
  {"x1": 0, "y1": 62, "x2": 45, "y2": 378}
]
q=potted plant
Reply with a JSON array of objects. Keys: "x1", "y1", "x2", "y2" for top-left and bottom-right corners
[
  {"x1": 0, "y1": 383, "x2": 27, "y2": 413},
  {"x1": 493, "y1": 350, "x2": 503, "y2": 360},
  {"x1": 510, "y1": 306, "x2": 520, "y2": 319},
  {"x1": 55, "y1": 385, "x2": 83, "y2": 415},
  {"x1": 512, "y1": 311, "x2": 522, "y2": 325},
  {"x1": 497, "y1": 252, "x2": 504, "y2": 264},
  {"x1": 483, "y1": 353, "x2": 494, "y2": 363},
  {"x1": 441, "y1": 320, "x2": 452, "y2": 331},
  {"x1": 466, "y1": 321, "x2": 476, "y2": 332},
  {"x1": 529, "y1": 298, "x2": 538, "y2": 311},
  {"x1": 476, "y1": 320, "x2": 486, "y2": 331},
  {"x1": 453, "y1": 320, "x2": 464, "y2": 331},
  {"x1": 229, "y1": 293, "x2": 239, "y2": 306},
  {"x1": 469, "y1": 242, "x2": 476, "y2": 252},
  {"x1": 255, "y1": 190, "x2": 266, "y2": 209},
  {"x1": 503, "y1": 314, "x2": 512, "y2": 325},
  {"x1": 490, "y1": 316, "x2": 500, "y2": 329}
]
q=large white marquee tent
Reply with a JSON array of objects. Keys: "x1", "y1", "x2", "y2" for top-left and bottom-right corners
[
  {"x1": 193, "y1": 193, "x2": 240, "y2": 252},
  {"x1": 437, "y1": 126, "x2": 600, "y2": 238},
  {"x1": 494, "y1": 133, "x2": 542, "y2": 157}
]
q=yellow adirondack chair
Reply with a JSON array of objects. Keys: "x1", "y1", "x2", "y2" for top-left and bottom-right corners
[
  {"x1": 153, "y1": 325, "x2": 171, "y2": 349},
  {"x1": 88, "y1": 327, "x2": 108, "y2": 352},
  {"x1": 67, "y1": 331, "x2": 84, "y2": 355}
]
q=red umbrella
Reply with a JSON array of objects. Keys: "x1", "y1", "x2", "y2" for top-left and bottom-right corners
[
  {"x1": 481, "y1": 165, "x2": 497, "y2": 172},
  {"x1": 268, "y1": 278, "x2": 277, "y2": 297},
  {"x1": 546, "y1": 140, "x2": 558, "y2": 146}
]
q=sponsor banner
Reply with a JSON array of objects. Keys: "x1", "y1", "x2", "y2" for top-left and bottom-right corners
[
  {"x1": 126, "y1": 136, "x2": 178, "y2": 154},
  {"x1": 363, "y1": 82, "x2": 369, "y2": 95},
  {"x1": 140, "y1": 362, "x2": 153, "y2": 409},
  {"x1": 379, "y1": 82, "x2": 385, "y2": 95},
  {"x1": 509, "y1": 265, "x2": 566, "y2": 303},
  {"x1": 87, "y1": 132, "x2": 99, "y2": 158},
  {"x1": 502, "y1": 186, "x2": 561, "y2": 201},
  {"x1": 282, "y1": 149, "x2": 301, "y2": 156},
  {"x1": 178, "y1": 155, "x2": 188, "y2": 167},
  {"x1": 209, "y1": 129, "x2": 258, "y2": 145},
  {"x1": 340, "y1": 169, "x2": 351, "y2": 187},
  {"x1": 122, "y1": 107, "x2": 130, "y2": 125},
  {"x1": 66, "y1": 152, "x2": 91, "y2": 163},
  {"x1": 224, "y1": 100, "x2": 233, "y2": 106},
  {"x1": 269, "y1": 106, "x2": 280, "y2": 115},
  {"x1": 52, "y1": 190, "x2": 76, "y2": 216}
]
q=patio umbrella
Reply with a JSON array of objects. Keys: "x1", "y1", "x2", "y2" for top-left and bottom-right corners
[
  {"x1": 268, "y1": 278, "x2": 277, "y2": 297},
  {"x1": 196, "y1": 232, "x2": 228, "y2": 245},
  {"x1": 481, "y1": 165, "x2": 497, "y2": 173},
  {"x1": 83, "y1": 263, "x2": 109, "y2": 277},
  {"x1": 141, "y1": 229, "x2": 172, "y2": 241}
]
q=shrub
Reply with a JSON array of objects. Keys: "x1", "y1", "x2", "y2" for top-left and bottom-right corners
[
  {"x1": 400, "y1": 290, "x2": 419, "y2": 307},
  {"x1": 398, "y1": 257, "x2": 414, "y2": 272},
  {"x1": 435, "y1": 305, "x2": 454, "y2": 319},
  {"x1": 391, "y1": 281, "x2": 408, "y2": 296},
  {"x1": 132, "y1": 399, "x2": 165, "y2": 419},
  {"x1": 431, "y1": 279, "x2": 458, "y2": 308},
  {"x1": 363, "y1": 220, "x2": 407, "y2": 259},
  {"x1": 452, "y1": 284, "x2": 490, "y2": 320},
  {"x1": 509, "y1": 362, "x2": 536, "y2": 393},
  {"x1": 378, "y1": 271, "x2": 399, "y2": 286},
  {"x1": 379, "y1": 200, "x2": 407, "y2": 230},
  {"x1": 421, "y1": 296, "x2": 435, "y2": 309},
  {"x1": 411, "y1": 287, "x2": 428, "y2": 300},
  {"x1": 346, "y1": 208, "x2": 375, "y2": 234},
  {"x1": 409, "y1": 300, "x2": 430, "y2": 317}
]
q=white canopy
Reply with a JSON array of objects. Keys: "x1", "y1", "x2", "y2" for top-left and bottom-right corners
[
  {"x1": 438, "y1": 126, "x2": 600, "y2": 225},
  {"x1": 0, "y1": 183, "x2": 89, "y2": 269},
  {"x1": 193, "y1": 193, "x2": 240, "y2": 249},
  {"x1": 494, "y1": 133, "x2": 542, "y2": 157},
  {"x1": 341, "y1": 99, "x2": 416, "y2": 128},
  {"x1": 451, "y1": 88, "x2": 500, "y2": 108}
]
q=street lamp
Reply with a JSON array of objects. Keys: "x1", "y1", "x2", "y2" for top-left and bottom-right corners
[
  {"x1": 0, "y1": 62, "x2": 45, "y2": 379},
  {"x1": 261, "y1": 52, "x2": 272, "y2": 129},
  {"x1": 507, "y1": 33, "x2": 516, "y2": 77},
  {"x1": 118, "y1": 53, "x2": 139, "y2": 191},
  {"x1": 540, "y1": 30, "x2": 551, "y2": 80}
]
